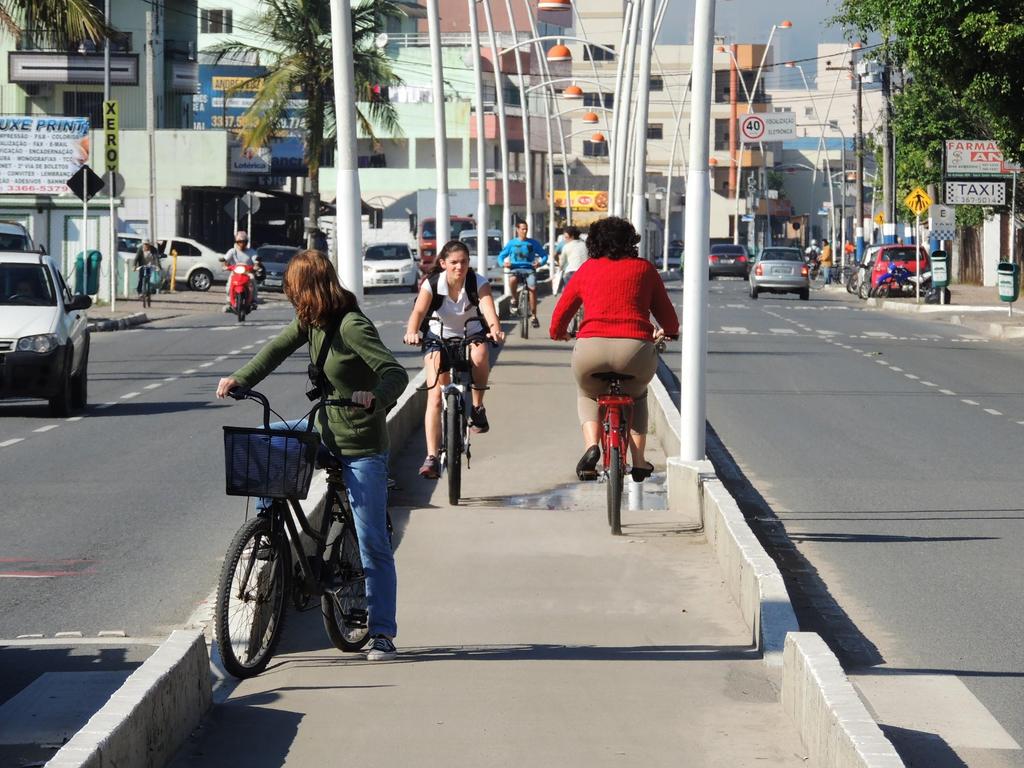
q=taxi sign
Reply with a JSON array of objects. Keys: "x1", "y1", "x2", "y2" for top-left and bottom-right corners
[{"x1": 904, "y1": 187, "x2": 932, "y2": 216}]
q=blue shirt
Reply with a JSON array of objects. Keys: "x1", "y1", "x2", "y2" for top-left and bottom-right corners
[{"x1": 499, "y1": 237, "x2": 548, "y2": 270}]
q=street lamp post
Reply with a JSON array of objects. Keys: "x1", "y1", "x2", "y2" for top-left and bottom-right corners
[
  {"x1": 329, "y1": 0, "x2": 364, "y2": 297},
  {"x1": 680, "y1": 0, "x2": 715, "y2": 460},
  {"x1": 629, "y1": 0, "x2": 657, "y2": 252},
  {"x1": 425, "y1": 0, "x2": 450, "y2": 246},
  {"x1": 481, "y1": 0, "x2": 512, "y2": 242},
  {"x1": 502, "y1": 0, "x2": 532, "y2": 232},
  {"x1": 468, "y1": 0, "x2": 489, "y2": 275}
]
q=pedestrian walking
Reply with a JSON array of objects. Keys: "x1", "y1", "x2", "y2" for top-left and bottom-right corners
[
  {"x1": 558, "y1": 226, "x2": 588, "y2": 292},
  {"x1": 819, "y1": 239, "x2": 834, "y2": 285}
]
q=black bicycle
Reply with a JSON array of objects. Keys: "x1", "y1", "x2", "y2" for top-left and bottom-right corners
[
  {"x1": 424, "y1": 330, "x2": 494, "y2": 505},
  {"x1": 510, "y1": 269, "x2": 533, "y2": 338},
  {"x1": 216, "y1": 388, "x2": 372, "y2": 678},
  {"x1": 138, "y1": 265, "x2": 156, "y2": 308}
]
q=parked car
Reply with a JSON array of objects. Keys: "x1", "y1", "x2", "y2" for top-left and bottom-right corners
[
  {"x1": 708, "y1": 243, "x2": 749, "y2": 279},
  {"x1": 665, "y1": 245, "x2": 683, "y2": 271},
  {"x1": 256, "y1": 244, "x2": 299, "y2": 292},
  {"x1": 865, "y1": 245, "x2": 930, "y2": 295},
  {"x1": 459, "y1": 228, "x2": 503, "y2": 279},
  {"x1": 0, "y1": 221, "x2": 35, "y2": 251},
  {"x1": 748, "y1": 247, "x2": 810, "y2": 301},
  {"x1": 0, "y1": 252, "x2": 91, "y2": 415},
  {"x1": 363, "y1": 243, "x2": 418, "y2": 291},
  {"x1": 115, "y1": 235, "x2": 225, "y2": 291}
]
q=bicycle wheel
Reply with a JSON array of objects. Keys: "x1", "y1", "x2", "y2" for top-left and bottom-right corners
[
  {"x1": 519, "y1": 291, "x2": 529, "y2": 338},
  {"x1": 321, "y1": 511, "x2": 370, "y2": 652},
  {"x1": 215, "y1": 515, "x2": 290, "y2": 678},
  {"x1": 607, "y1": 446, "x2": 623, "y2": 535},
  {"x1": 446, "y1": 389, "x2": 462, "y2": 505}
]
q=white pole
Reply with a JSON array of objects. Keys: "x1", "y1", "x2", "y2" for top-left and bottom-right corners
[
  {"x1": 104, "y1": 0, "x2": 115, "y2": 310},
  {"x1": 425, "y1": 0, "x2": 450, "y2": 245},
  {"x1": 613, "y1": 0, "x2": 640, "y2": 217},
  {"x1": 329, "y1": 0, "x2": 365, "y2": 297},
  {"x1": 630, "y1": 0, "x2": 656, "y2": 250},
  {"x1": 145, "y1": 11, "x2": 157, "y2": 246},
  {"x1": 469, "y1": 0, "x2": 488, "y2": 276},
  {"x1": 680, "y1": 0, "x2": 715, "y2": 461},
  {"x1": 915, "y1": 212, "x2": 921, "y2": 304},
  {"x1": 607, "y1": 7, "x2": 633, "y2": 212},
  {"x1": 481, "y1": 0, "x2": 511, "y2": 242},
  {"x1": 1012, "y1": 171, "x2": 1018, "y2": 265},
  {"x1": 663, "y1": 74, "x2": 692, "y2": 271},
  {"x1": 502, "y1": 0, "x2": 531, "y2": 231},
  {"x1": 81, "y1": 176, "x2": 88, "y2": 296}
]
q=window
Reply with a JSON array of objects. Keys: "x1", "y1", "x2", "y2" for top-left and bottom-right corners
[
  {"x1": 713, "y1": 118, "x2": 730, "y2": 151},
  {"x1": 583, "y1": 92, "x2": 613, "y2": 109},
  {"x1": 62, "y1": 92, "x2": 102, "y2": 128},
  {"x1": 172, "y1": 241, "x2": 201, "y2": 257},
  {"x1": 649, "y1": 77, "x2": 663, "y2": 91},
  {"x1": 647, "y1": 124, "x2": 663, "y2": 140},
  {"x1": 582, "y1": 44, "x2": 615, "y2": 62},
  {"x1": 583, "y1": 140, "x2": 609, "y2": 157},
  {"x1": 200, "y1": 9, "x2": 233, "y2": 34}
]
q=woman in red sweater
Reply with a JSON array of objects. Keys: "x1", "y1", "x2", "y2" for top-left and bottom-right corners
[{"x1": 549, "y1": 217, "x2": 680, "y2": 481}]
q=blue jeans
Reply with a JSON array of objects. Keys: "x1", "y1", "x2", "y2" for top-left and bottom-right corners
[{"x1": 259, "y1": 419, "x2": 398, "y2": 638}]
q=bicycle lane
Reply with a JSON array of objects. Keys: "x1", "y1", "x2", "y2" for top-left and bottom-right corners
[{"x1": 170, "y1": 299, "x2": 809, "y2": 767}]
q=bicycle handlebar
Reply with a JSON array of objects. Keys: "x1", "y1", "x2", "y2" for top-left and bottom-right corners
[{"x1": 227, "y1": 387, "x2": 365, "y2": 431}]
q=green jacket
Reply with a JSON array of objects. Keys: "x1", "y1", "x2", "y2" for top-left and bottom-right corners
[{"x1": 231, "y1": 312, "x2": 409, "y2": 457}]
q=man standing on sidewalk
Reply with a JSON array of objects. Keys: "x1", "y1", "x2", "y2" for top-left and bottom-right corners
[{"x1": 819, "y1": 239, "x2": 834, "y2": 285}]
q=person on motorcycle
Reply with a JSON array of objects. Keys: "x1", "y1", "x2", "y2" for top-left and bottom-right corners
[
  {"x1": 499, "y1": 220, "x2": 547, "y2": 328},
  {"x1": 224, "y1": 230, "x2": 260, "y2": 310}
]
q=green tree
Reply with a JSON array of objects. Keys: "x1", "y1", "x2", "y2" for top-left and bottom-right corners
[
  {"x1": 0, "y1": 0, "x2": 110, "y2": 47},
  {"x1": 206, "y1": 0, "x2": 403, "y2": 247}
]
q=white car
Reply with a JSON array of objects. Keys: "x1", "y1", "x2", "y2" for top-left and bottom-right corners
[
  {"x1": 363, "y1": 243, "x2": 418, "y2": 291},
  {"x1": 0, "y1": 251, "x2": 91, "y2": 415},
  {"x1": 117, "y1": 235, "x2": 225, "y2": 291},
  {"x1": 459, "y1": 229, "x2": 504, "y2": 280}
]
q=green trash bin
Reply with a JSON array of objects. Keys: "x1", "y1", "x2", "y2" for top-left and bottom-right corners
[
  {"x1": 73, "y1": 250, "x2": 103, "y2": 295},
  {"x1": 997, "y1": 261, "x2": 1018, "y2": 303},
  {"x1": 931, "y1": 250, "x2": 949, "y2": 289}
]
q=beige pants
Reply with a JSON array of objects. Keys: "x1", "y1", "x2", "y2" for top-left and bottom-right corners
[{"x1": 571, "y1": 337, "x2": 658, "y2": 432}]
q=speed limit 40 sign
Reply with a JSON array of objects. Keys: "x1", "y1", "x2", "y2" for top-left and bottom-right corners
[{"x1": 739, "y1": 113, "x2": 797, "y2": 143}]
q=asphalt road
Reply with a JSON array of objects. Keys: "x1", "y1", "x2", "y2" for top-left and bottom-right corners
[
  {"x1": 0, "y1": 287, "x2": 421, "y2": 643},
  {"x1": 662, "y1": 278, "x2": 1024, "y2": 767}
]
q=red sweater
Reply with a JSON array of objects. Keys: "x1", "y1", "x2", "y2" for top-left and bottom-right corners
[{"x1": 549, "y1": 257, "x2": 680, "y2": 341}]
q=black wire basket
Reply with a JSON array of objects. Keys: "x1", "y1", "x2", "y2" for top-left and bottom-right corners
[{"x1": 223, "y1": 426, "x2": 320, "y2": 500}]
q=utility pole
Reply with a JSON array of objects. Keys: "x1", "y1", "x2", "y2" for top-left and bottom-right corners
[
  {"x1": 468, "y1": 0, "x2": 488, "y2": 275},
  {"x1": 145, "y1": 11, "x2": 157, "y2": 247},
  {"x1": 425, "y1": 0, "x2": 450, "y2": 245},
  {"x1": 881, "y1": 50, "x2": 894, "y2": 230},
  {"x1": 104, "y1": 0, "x2": 116, "y2": 310},
  {"x1": 630, "y1": 0, "x2": 656, "y2": 254},
  {"x1": 854, "y1": 53, "x2": 865, "y2": 255}
]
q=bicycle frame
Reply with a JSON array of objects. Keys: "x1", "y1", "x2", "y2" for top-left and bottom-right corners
[
  {"x1": 598, "y1": 394, "x2": 633, "y2": 473},
  {"x1": 431, "y1": 334, "x2": 475, "y2": 470}
]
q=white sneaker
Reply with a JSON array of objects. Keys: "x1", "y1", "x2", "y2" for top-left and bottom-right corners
[{"x1": 366, "y1": 635, "x2": 397, "y2": 661}]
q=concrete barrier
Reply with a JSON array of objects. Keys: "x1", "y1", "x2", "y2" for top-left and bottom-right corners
[
  {"x1": 783, "y1": 634, "x2": 903, "y2": 768},
  {"x1": 648, "y1": 360, "x2": 902, "y2": 767},
  {"x1": 46, "y1": 630, "x2": 210, "y2": 768}
]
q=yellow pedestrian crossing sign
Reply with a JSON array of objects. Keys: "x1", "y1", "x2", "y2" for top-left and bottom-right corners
[
  {"x1": 904, "y1": 187, "x2": 932, "y2": 216},
  {"x1": 874, "y1": 210, "x2": 885, "y2": 225}
]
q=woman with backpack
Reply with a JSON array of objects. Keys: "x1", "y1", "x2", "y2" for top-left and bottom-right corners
[{"x1": 403, "y1": 240, "x2": 505, "y2": 479}]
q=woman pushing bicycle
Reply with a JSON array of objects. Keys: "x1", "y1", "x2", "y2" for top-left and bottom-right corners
[
  {"x1": 215, "y1": 249, "x2": 408, "y2": 662},
  {"x1": 549, "y1": 217, "x2": 679, "y2": 482},
  {"x1": 403, "y1": 240, "x2": 504, "y2": 480}
]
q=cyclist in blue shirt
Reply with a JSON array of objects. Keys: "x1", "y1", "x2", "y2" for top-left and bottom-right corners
[{"x1": 499, "y1": 220, "x2": 548, "y2": 328}]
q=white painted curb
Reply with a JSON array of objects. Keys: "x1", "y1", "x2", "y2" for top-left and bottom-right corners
[
  {"x1": 46, "y1": 630, "x2": 210, "y2": 768},
  {"x1": 783, "y1": 633, "x2": 903, "y2": 768},
  {"x1": 648, "y1": 365, "x2": 904, "y2": 768}
]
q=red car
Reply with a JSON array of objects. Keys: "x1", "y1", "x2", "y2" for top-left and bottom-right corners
[{"x1": 866, "y1": 245, "x2": 930, "y2": 291}]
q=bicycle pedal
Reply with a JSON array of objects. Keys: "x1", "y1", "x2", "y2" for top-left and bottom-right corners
[{"x1": 577, "y1": 469, "x2": 598, "y2": 482}]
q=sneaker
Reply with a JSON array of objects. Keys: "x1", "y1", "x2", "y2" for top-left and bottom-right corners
[
  {"x1": 531, "y1": 315, "x2": 540, "y2": 328},
  {"x1": 419, "y1": 454, "x2": 440, "y2": 479},
  {"x1": 366, "y1": 635, "x2": 397, "y2": 661},
  {"x1": 510, "y1": 299, "x2": 519, "y2": 312},
  {"x1": 470, "y1": 406, "x2": 490, "y2": 434}
]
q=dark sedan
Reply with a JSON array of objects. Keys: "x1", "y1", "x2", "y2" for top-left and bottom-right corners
[
  {"x1": 256, "y1": 244, "x2": 299, "y2": 291},
  {"x1": 708, "y1": 244, "x2": 749, "y2": 279}
]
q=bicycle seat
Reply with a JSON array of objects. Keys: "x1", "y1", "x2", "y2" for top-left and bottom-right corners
[{"x1": 592, "y1": 372, "x2": 635, "y2": 383}]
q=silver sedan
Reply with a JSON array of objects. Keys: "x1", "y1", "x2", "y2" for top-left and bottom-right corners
[{"x1": 748, "y1": 247, "x2": 810, "y2": 301}]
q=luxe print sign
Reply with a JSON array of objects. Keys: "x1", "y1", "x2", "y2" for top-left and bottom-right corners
[{"x1": 0, "y1": 116, "x2": 90, "y2": 194}]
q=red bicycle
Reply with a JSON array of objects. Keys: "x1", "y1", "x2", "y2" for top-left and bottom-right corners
[{"x1": 594, "y1": 372, "x2": 635, "y2": 535}]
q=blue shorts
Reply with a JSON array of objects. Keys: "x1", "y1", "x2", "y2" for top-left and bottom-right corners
[{"x1": 509, "y1": 270, "x2": 536, "y2": 289}]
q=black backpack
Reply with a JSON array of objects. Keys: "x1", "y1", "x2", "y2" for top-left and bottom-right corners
[{"x1": 419, "y1": 269, "x2": 483, "y2": 335}]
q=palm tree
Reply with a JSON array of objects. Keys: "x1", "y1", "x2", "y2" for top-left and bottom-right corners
[
  {"x1": 0, "y1": 0, "x2": 110, "y2": 48},
  {"x1": 206, "y1": 0, "x2": 404, "y2": 247}
]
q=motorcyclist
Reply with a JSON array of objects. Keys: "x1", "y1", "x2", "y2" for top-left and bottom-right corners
[{"x1": 223, "y1": 230, "x2": 259, "y2": 311}]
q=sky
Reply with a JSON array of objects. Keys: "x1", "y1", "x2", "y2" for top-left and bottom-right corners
[{"x1": 659, "y1": 0, "x2": 851, "y2": 75}]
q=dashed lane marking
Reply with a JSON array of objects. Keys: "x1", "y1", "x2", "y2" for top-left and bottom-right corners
[
  {"x1": 769, "y1": 328, "x2": 797, "y2": 335},
  {"x1": 962, "y1": 399, "x2": 980, "y2": 406},
  {"x1": 199, "y1": 362, "x2": 215, "y2": 368},
  {"x1": 120, "y1": 392, "x2": 140, "y2": 400},
  {"x1": 96, "y1": 402, "x2": 116, "y2": 409},
  {"x1": 143, "y1": 383, "x2": 162, "y2": 391},
  {"x1": 0, "y1": 438, "x2": 24, "y2": 448},
  {"x1": 182, "y1": 368, "x2": 198, "y2": 375},
  {"x1": 241, "y1": 344, "x2": 255, "y2": 350},
  {"x1": 721, "y1": 326, "x2": 749, "y2": 334},
  {"x1": 66, "y1": 416, "x2": 84, "y2": 422},
  {"x1": 905, "y1": 374, "x2": 920, "y2": 380},
  {"x1": 214, "y1": 355, "x2": 228, "y2": 362},
  {"x1": 33, "y1": 425, "x2": 59, "y2": 433},
  {"x1": 985, "y1": 409, "x2": 1003, "y2": 416},
  {"x1": 890, "y1": 366, "x2": 904, "y2": 372},
  {"x1": 940, "y1": 389, "x2": 957, "y2": 396},
  {"x1": 163, "y1": 376, "x2": 178, "y2": 383},
  {"x1": 921, "y1": 381, "x2": 937, "y2": 387},
  {"x1": 229, "y1": 349, "x2": 241, "y2": 355}
]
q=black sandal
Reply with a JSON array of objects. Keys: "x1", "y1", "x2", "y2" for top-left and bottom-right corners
[
  {"x1": 630, "y1": 461, "x2": 655, "y2": 483},
  {"x1": 576, "y1": 445, "x2": 600, "y2": 481}
]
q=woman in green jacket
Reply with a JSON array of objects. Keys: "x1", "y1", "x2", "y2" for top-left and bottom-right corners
[{"x1": 216, "y1": 250, "x2": 408, "y2": 661}]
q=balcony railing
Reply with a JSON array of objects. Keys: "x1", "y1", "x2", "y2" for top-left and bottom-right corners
[{"x1": 384, "y1": 31, "x2": 533, "y2": 49}]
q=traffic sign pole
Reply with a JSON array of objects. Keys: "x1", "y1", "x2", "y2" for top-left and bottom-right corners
[{"x1": 915, "y1": 212, "x2": 921, "y2": 304}]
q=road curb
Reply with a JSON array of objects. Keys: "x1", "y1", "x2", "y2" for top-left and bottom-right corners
[
  {"x1": 649, "y1": 364, "x2": 903, "y2": 768},
  {"x1": 87, "y1": 312, "x2": 151, "y2": 332},
  {"x1": 46, "y1": 630, "x2": 211, "y2": 768},
  {"x1": 783, "y1": 633, "x2": 903, "y2": 768}
]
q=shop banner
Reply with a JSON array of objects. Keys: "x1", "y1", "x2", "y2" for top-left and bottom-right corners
[
  {"x1": 0, "y1": 116, "x2": 90, "y2": 194},
  {"x1": 550, "y1": 189, "x2": 609, "y2": 212}
]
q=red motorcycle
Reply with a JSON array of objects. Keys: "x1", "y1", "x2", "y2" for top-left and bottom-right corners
[{"x1": 227, "y1": 264, "x2": 255, "y2": 322}]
